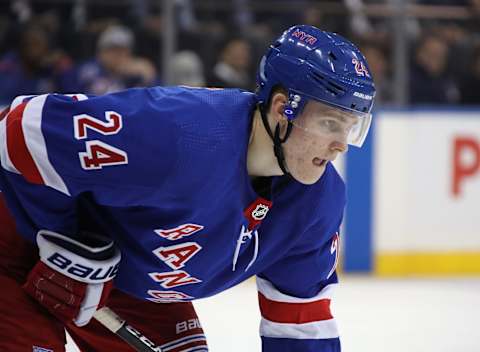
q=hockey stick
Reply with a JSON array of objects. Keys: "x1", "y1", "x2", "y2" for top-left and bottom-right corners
[{"x1": 94, "y1": 306, "x2": 163, "y2": 352}]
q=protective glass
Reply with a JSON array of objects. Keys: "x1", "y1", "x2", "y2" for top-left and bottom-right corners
[{"x1": 290, "y1": 102, "x2": 372, "y2": 148}]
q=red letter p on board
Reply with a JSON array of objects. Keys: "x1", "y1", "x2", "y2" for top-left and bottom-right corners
[{"x1": 453, "y1": 137, "x2": 480, "y2": 197}]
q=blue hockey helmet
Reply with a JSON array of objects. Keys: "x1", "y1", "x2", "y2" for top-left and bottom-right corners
[{"x1": 256, "y1": 25, "x2": 376, "y2": 147}]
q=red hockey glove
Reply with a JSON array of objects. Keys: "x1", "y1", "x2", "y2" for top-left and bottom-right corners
[{"x1": 23, "y1": 230, "x2": 121, "y2": 327}]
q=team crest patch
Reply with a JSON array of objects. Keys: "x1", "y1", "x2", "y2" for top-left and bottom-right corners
[{"x1": 33, "y1": 347, "x2": 54, "y2": 352}]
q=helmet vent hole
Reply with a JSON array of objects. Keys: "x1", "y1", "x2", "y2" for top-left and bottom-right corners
[
  {"x1": 312, "y1": 72, "x2": 326, "y2": 81},
  {"x1": 350, "y1": 103, "x2": 357, "y2": 109},
  {"x1": 330, "y1": 82, "x2": 343, "y2": 91},
  {"x1": 326, "y1": 88, "x2": 338, "y2": 96},
  {"x1": 311, "y1": 71, "x2": 346, "y2": 96},
  {"x1": 328, "y1": 51, "x2": 337, "y2": 60}
]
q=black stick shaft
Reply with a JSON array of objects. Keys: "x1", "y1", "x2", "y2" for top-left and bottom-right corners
[{"x1": 94, "y1": 307, "x2": 163, "y2": 352}]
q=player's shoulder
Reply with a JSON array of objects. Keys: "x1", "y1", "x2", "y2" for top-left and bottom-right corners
[
  {"x1": 319, "y1": 162, "x2": 345, "y2": 197},
  {"x1": 145, "y1": 85, "x2": 257, "y2": 150},
  {"x1": 289, "y1": 163, "x2": 345, "y2": 244},
  {"x1": 302, "y1": 162, "x2": 346, "y2": 221},
  {"x1": 39, "y1": 86, "x2": 256, "y2": 142},
  {"x1": 146, "y1": 86, "x2": 257, "y2": 117},
  {"x1": 318, "y1": 162, "x2": 345, "y2": 209},
  {"x1": 273, "y1": 163, "x2": 345, "y2": 233},
  {"x1": 143, "y1": 86, "x2": 257, "y2": 190}
]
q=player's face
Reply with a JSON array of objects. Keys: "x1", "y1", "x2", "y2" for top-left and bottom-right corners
[{"x1": 283, "y1": 101, "x2": 358, "y2": 184}]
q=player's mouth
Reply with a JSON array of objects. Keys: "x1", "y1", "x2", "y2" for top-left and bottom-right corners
[{"x1": 313, "y1": 158, "x2": 327, "y2": 167}]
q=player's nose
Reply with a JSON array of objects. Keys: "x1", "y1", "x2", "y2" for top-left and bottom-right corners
[{"x1": 329, "y1": 140, "x2": 348, "y2": 154}]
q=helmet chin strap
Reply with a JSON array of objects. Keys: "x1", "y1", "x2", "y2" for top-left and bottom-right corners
[{"x1": 258, "y1": 104, "x2": 293, "y2": 175}]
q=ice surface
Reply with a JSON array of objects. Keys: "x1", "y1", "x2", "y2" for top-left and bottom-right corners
[{"x1": 66, "y1": 276, "x2": 480, "y2": 351}]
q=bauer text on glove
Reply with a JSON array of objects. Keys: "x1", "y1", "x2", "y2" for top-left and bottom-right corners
[{"x1": 23, "y1": 230, "x2": 121, "y2": 326}]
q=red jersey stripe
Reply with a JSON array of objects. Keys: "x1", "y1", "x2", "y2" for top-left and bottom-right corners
[
  {"x1": 258, "y1": 292, "x2": 333, "y2": 324},
  {"x1": 6, "y1": 102, "x2": 44, "y2": 184}
]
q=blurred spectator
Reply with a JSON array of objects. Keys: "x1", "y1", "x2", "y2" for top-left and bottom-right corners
[
  {"x1": 301, "y1": 3, "x2": 347, "y2": 34},
  {"x1": 471, "y1": 0, "x2": 480, "y2": 14},
  {"x1": 1, "y1": 0, "x2": 477, "y2": 109},
  {"x1": 64, "y1": 25, "x2": 158, "y2": 95},
  {"x1": 416, "y1": 0, "x2": 469, "y2": 4},
  {"x1": 459, "y1": 45, "x2": 480, "y2": 104},
  {"x1": 466, "y1": 0, "x2": 480, "y2": 36},
  {"x1": 409, "y1": 33, "x2": 459, "y2": 104},
  {"x1": 345, "y1": 0, "x2": 374, "y2": 36},
  {"x1": 0, "y1": 22, "x2": 72, "y2": 106},
  {"x1": 361, "y1": 43, "x2": 394, "y2": 106},
  {"x1": 170, "y1": 51, "x2": 205, "y2": 87},
  {"x1": 207, "y1": 37, "x2": 253, "y2": 90}
]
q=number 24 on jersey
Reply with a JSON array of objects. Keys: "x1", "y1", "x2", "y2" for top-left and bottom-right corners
[{"x1": 73, "y1": 111, "x2": 128, "y2": 170}]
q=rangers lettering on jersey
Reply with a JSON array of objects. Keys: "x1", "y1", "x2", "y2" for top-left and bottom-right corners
[
  {"x1": 147, "y1": 290, "x2": 194, "y2": 302},
  {"x1": 154, "y1": 242, "x2": 202, "y2": 270},
  {"x1": 155, "y1": 224, "x2": 204, "y2": 241},
  {"x1": 149, "y1": 271, "x2": 202, "y2": 289},
  {"x1": 149, "y1": 224, "x2": 205, "y2": 299}
]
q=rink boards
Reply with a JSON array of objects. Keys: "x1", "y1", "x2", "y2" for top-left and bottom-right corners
[{"x1": 343, "y1": 108, "x2": 480, "y2": 275}]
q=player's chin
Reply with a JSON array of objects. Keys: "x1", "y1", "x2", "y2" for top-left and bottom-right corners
[{"x1": 292, "y1": 166, "x2": 326, "y2": 185}]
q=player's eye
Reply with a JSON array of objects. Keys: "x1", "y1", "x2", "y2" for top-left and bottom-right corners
[{"x1": 319, "y1": 119, "x2": 341, "y2": 133}]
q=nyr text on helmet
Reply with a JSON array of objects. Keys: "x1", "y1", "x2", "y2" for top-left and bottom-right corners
[{"x1": 291, "y1": 29, "x2": 317, "y2": 46}]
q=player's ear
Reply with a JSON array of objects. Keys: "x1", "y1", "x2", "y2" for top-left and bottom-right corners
[{"x1": 269, "y1": 92, "x2": 288, "y2": 125}]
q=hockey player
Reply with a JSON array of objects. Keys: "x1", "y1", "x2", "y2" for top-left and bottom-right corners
[{"x1": 0, "y1": 25, "x2": 375, "y2": 351}]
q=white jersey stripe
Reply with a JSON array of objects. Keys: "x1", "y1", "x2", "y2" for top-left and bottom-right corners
[
  {"x1": 22, "y1": 95, "x2": 70, "y2": 195},
  {"x1": 260, "y1": 317, "x2": 339, "y2": 340},
  {"x1": 256, "y1": 276, "x2": 335, "y2": 303},
  {"x1": 10, "y1": 95, "x2": 34, "y2": 110},
  {"x1": 160, "y1": 334, "x2": 206, "y2": 349},
  {"x1": 0, "y1": 115, "x2": 20, "y2": 174},
  {"x1": 163, "y1": 337, "x2": 207, "y2": 351}
]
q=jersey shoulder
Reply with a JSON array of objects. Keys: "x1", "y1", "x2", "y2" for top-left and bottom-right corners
[
  {"x1": 307, "y1": 162, "x2": 346, "y2": 222},
  {"x1": 285, "y1": 163, "x2": 345, "y2": 245},
  {"x1": 146, "y1": 86, "x2": 257, "y2": 141},
  {"x1": 145, "y1": 86, "x2": 258, "y2": 187},
  {"x1": 269, "y1": 163, "x2": 345, "y2": 246},
  {"x1": 1, "y1": 88, "x2": 256, "y2": 199}
]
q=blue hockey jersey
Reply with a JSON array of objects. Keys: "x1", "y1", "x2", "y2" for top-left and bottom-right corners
[{"x1": 0, "y1": 86, "x2": 345, "y2": 352}]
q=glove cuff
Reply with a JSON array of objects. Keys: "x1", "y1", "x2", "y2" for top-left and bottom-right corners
[{"x1": 37, "y1": 230, "x2": 121, "y2": 284}]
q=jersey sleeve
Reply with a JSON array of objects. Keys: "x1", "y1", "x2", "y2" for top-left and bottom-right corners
[
  {"x1": 256, "y1": 207, "x2": 343, "y2": 352},
  {"x1": 0, "y1": 91, "x2": 179, "y2": 241}
]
